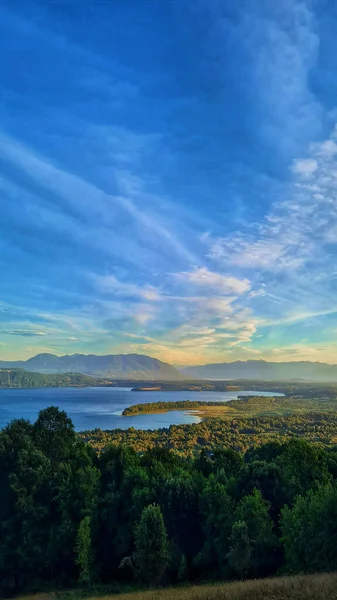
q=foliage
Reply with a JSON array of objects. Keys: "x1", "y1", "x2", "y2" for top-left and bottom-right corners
[
  {"x1": 82, "y1": 409, "x2": 337, "y2": 457},
  {"x1": 0, "y1": 368, "x2": 105, "y2": 388},
  {"x1": 76, "y1": 516, "x2": 92, "y2": 585},
  {"x1": 178, "y1": 554, "x2": 188, "y2": 582},
  {"x1": 281, "y1": 483, "x2": 337, "y2": 573},
  {"x1": 134, "y1": 504, "x2": 169, "y2": 585},
  {"x1": 233, "y1": 490, "x2": 278, "y2": 576},
  {"x1": 227, "y1": 521, "x2": 251, "y2": 579},
  {"x1": 123, "y1": 401, "x2": 233, "y2": 415},
  {"x1": 3, "y1": 406, "x2": 337, "y2": 594}
]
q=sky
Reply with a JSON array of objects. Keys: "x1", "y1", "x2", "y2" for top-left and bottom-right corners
[{"x1": 2, "y1": 0, "x2": 337, "y2": 365}]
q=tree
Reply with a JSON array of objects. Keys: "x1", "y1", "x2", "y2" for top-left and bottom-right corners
[
  {"x1": 76, "y1": 516, "x2": 92, "y2": 586},
  {"x1": 277, "y1": 439, "x2": 331, "y2": 503},
  {"x1": 227, "y1": 521, "x2": 251, "y2": 579},
  {"x1": 212, "y1": 448, "x2": 244, "y2": 478},
  {"x1": 281, "y1": 483, "x2": 337, "y2": 573},
  {"x1": 134, "y1": 504, "x2": 169, "y2": 585},
  {"x1": 178, "y1": 554, "x2": 188, "y2": 582},
  {"x1": 159, "y1": 475, "x2": 202, "y2": 562},
  {"x1": 233, "y1": 489, "x2": 279, "y2": 576},
  {"x1": 33, "y1": 406, "x2": 76, "y2": 462},
  {"x1": 196, "y1": 477, "x2": 234, "y2": 576}
]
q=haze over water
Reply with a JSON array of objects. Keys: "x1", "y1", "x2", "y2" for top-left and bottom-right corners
[{"x1": 0, "y1": 387, "x2": 283, "y2": 431}]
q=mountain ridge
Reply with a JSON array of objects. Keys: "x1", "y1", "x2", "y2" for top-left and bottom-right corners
[
  {"x1": 0, "y1": 353, "x2": 184, "y2": 380},
  {"x1": 180, "y1": 359, "x2": 337, "y2": 381}
]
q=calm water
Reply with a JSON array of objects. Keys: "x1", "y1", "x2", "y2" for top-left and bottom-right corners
[{"x1": 0, "y1": 387, "x2": 284, "y2": 431}]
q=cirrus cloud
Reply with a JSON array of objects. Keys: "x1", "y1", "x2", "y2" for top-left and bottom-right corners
[{"x1": 174, "y1": 267, "x2": 251, "y2": 295}]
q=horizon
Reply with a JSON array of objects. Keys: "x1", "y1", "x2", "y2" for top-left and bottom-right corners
[
  {"x1": 2, "y1": 2, "x2": 337, "y2": 365},
  {"x1": 2, "y1": 350, "x2": 337, "y2": 369}
]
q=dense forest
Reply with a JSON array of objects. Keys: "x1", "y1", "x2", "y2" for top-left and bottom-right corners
[
  {"x1": 84, "y1": 411, "x2": 337, "y2": 455},
  {"x1": 0, "y1": 369, "x2": 114, "y2": 388},
  {"x1": 131, "y1": 380, "x2": 337, "y2": 396},
  {"x1": 3, "y1": 406, "x2": 337, "y2": 595},
  {"x1": 122, "y1": 400, "x2": 233, "y2": 416}
]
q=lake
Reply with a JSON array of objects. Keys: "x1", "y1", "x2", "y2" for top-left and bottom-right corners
[{"x1": 0, "y1": 387, "x2": 284, "y2": 431}]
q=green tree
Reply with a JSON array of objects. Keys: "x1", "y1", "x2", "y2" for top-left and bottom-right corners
[
  {"x1": 277, "y1": 439, "x2": 331, "y2": 503},
  {"x1": 227, "y1": 521, "x2": 251, "y2": 579},
  {"x1": 33, "y1": 406, "x2": 76, "y2": 463},
  {"x1": 76, "y1": 516, "x2": 92, "y2": 585},
  {"x1": 212, "y1": 448, "x2": 244, "y2": 478},
  {"x1": 233, "y1": 489, "x2": 279, "y2": 576},
  {"x1": 196, "y1": 477, "x2": 234, "y2": 576},
  {"x1": 178, "y1": 554, "x2": 188, "y2": 582},
  {"x1": 134, "y1": 504, "x2": 169, "y2": 585},
  {"x1": 281, "y1": 483, "x2": 337, "y2": 573}
]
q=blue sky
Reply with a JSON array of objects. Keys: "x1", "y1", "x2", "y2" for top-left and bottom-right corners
[{"x1": 2, "y1": 0, "x2": 337, "y2": 364}]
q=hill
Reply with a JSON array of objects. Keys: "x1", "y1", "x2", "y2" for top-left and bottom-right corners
[
  {"x1": 180, "y1": 359, "x2": 337, "y2": 381},
  {"x1": 0, "y1": 353, "x2": 184, "y2": 380},
  {"x1": 0, "y1": 368, "x2": 105, "y2": 388}
]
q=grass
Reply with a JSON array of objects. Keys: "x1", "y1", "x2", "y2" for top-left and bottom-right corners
[
  {"x1": 19, "y1": 573, "x2": 337, "y2": 600},
  {"x1": 89, "y1": 573, "x2": 337, "y2": 600}
]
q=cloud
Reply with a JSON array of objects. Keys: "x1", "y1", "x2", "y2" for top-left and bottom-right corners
[
  {"x1": 92, "y1": 274, "x2": 161, "y2": 301},
  {"x1": 291, "y1": 158, "x2": 318, "y2": 177},
  {"x1": 249, "y1": 0, "x2": 322, "y2": 155},
  {"x1": 0, "y1": 132, "x2": 197, "y2": 267},
  {"x1": 3, "y1": 0, "x2": 337, "y2": 365},
  {"x1": 249, "y1": 289, "x2": 266, "y2": 298},
  {"x1": 208, "y1": 127, "x2": 337, "y2": 276},
  {"x1": 3, "y1": 330, "x2": 47, "y2": 337},
  {"x1": 174, "y1": 267, "x2": 251, "y2": 294},
  {"x1": 209, "y1": 238, "x2": 287, "y2": 270},
  {"x1": 312, "y1": 140, "x2": 337, "y2": 158}
]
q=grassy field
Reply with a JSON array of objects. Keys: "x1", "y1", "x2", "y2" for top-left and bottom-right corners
[
  {"x1": 106, "y1": 574, "x2": 337, "y2": 599},
  {"x1": 86, "y1": 573, "x2": 337, "y2": 600},
  {"x1": 19, "y1": 573, "x2": 337, "y2": 600}
]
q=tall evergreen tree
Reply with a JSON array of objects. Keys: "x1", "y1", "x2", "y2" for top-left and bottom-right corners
[
  {"x1": 227, "y1": 521, "x2": 251, "y2": 580},
  {"x1": 76, "y1": 516, "x2": 92, "y2": 586},
  {"x1": 134, "y1": 504, "x2": 169, "y2": 586}
]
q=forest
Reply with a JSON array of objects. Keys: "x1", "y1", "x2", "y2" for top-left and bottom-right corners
[
  {"x1": 0, "y1": 369, "x2": 113, "y2": 388},
  {"x1": 3, "y1": 406, "x2": 337, "y2": 595},
  {"x1": 84, "y1": 393, "x2": 337, "y2": 455},
  {"x1": 122, "y1": 400, "x2": 233, "y2": 416}
]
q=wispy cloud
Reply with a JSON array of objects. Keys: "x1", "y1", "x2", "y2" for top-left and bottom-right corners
[
  {"x1": 2, "y1": 330, "x2": 47, "y2": 337},
  {"x1": 3, "y1": 0, "x2": 337, "y2": 364},
  {"x1": 174, "y1": 267, "x2": 251, "y2": 294},
  {"x1": 248, "y1": 0, "x2": 322, "y2": 155},
  {"x1": 91, "y1": 273, "x2": 161, "y2": 301},
  {"x1": 0, "y1": 132, "x2": 197, "y2": 267}
]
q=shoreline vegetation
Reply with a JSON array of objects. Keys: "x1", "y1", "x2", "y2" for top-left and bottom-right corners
[
  {"x1": 83, "y1": 392, "x2": 337, "y2": 456},
  {"x1": 0, "y1": 368, "x2": 117, "y2": 389},
  {"x1": 5, "y1": 368, "x2": 337, "y2": 396},
  {"x1": 122, "y1": 399, "x2": 253, "y2": 416}
]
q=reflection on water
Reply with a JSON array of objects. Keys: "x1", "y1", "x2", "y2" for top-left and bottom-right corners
[{"x1": 0, "y1": 387, "x2": 284, "y2": 431}]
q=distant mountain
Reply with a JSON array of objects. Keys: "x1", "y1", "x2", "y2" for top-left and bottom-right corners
[
  {"x1": 179, "y1": 360, "x2": 337, "y2": 382},
  {"x1": 0, "y1": 353, "x2": 184, "y2": 380}
]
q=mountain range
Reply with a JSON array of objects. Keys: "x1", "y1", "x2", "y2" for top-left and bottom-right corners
[
  {"x1": 2, "y1": 354, "x2": 337, "y2": 382},
  {"x1": 0, "y1": 353, "x2": 184, "y2": 380},
  {"x1": 180, "y1": 359, "x2": 337, "y2": 381}
]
